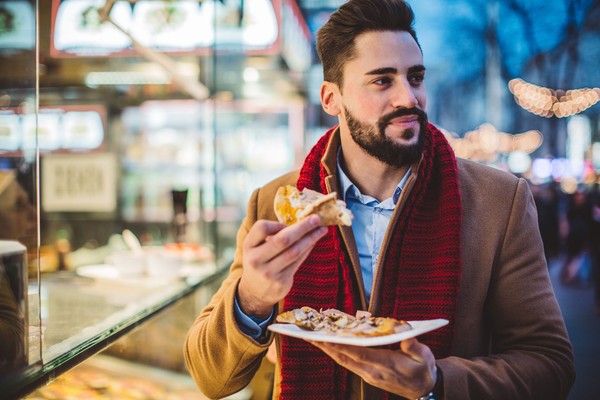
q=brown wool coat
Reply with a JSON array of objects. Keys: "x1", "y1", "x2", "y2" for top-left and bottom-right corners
[{"x1": 184, "y1": 130, "x2": 575, "y2": 400}]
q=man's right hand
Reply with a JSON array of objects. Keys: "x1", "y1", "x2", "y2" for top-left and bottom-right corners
[{"x1": 237, "y1": 214, "x2": 328, "y2": 319}]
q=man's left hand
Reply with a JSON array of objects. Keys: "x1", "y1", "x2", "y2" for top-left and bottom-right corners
[{"x1": 308, "y1": 338, "x2": 436, "y2": 399}]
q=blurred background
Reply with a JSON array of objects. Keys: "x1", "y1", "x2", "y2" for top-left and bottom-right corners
[{"x1": 0, "y1": 0, "x2": 598, "y2": 399}]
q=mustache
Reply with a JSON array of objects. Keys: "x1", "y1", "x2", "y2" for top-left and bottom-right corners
[{"x1": 378, "y1": 107, "x2": 427, "y2": 128}]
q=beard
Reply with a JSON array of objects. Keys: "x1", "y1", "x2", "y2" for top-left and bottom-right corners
[{"x1": 344, "y1": 106, "x2": 428, "y2": 168}]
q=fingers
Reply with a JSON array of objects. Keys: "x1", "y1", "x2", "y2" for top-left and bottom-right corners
[
  {"x1": 308, "y1": 339, "x2": 430, "y2": 370},
  {"x1": 307, "y1": 342, "x2": 400, "y2": 391},
  {"x1": 245, "y1": 215, "x2": 328, "y2": 270},
  {"x1": 309, "y1": 341, "x2": 376, "y2": 366},
  {"x1": 311, "y1": 342, "x2": 370, "y2": 376},
  {"x1": 238, "y1": 216, "x2": 329, "y2": 313},
  {"x1": 274, "y1": 222, "x2": 329, "y2": 272},
  {"x1": 307, "y1": 340, "x2": 436, "y2": 397},
  {"x1": 244, "y1": 220, "x2": 287, "y2": 248}
]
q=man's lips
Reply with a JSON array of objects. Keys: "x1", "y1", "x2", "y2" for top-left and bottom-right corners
[
  {"x1": 389, "y1": 115, "x2": 419, "y2": 124},
  {"x1": 387, "y1": 115, "x2": 420, "y2": 129},
  {"x1": 378, "y1": 107, "x2": 426, "y2": 137}
]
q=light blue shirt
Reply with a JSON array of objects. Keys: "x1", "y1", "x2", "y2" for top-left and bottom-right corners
[
  {"x1": 234, "y1": 296, "x2": 273, "y2": 338},
  {"x1": 337, "y1": 159, "x2": 412, "y2": 304},
  {"x1": 234, "y1": 155, "x2": 411, "y2": 338}
]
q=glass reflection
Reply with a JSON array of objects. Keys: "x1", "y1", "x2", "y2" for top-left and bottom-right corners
[{"x1": 0, "y1": 240, "x2": 28, "y2": 376}]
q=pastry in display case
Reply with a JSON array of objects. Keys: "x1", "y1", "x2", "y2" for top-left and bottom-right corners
[
  {"x1": 24, "y1": 355, "x2": 251, "y2": 400},
  {"x1": 24, "y1": 291, "x2": 252, "y2": 400}
]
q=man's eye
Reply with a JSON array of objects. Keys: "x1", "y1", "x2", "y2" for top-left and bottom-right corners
[
  {"x1": 410, "y1": 74, "x2": 425, "y2": 84},
  {"x1": 373, "y1": 77, "x2": 392, "y2": 85}
]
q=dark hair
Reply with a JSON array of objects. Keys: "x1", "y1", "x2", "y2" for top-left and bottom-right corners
[{"x1": 316, "y1": 0, "x2": 420, "y2": 86}]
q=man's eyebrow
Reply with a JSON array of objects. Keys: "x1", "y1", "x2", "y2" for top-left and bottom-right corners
[
  {"x1": 409, "y1": 65, "x2": 426, "y2": 74},
  {"x1": 365, "y1": 67, "x2": 397, "y2": 75},
  {"x1": 365, "y1": 65, "x2": 426, "y2": 75}
]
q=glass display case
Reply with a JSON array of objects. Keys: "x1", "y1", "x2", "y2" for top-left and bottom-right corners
[
  {"x1": 118, "y1": 97, "x2": 305, "y2": 252},
  {"x1": 0, "y1": 1, "x2": 310, "y2": 399}
]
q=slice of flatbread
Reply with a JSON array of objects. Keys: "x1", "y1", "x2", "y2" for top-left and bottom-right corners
[
  {"x1": 274, "y1": 185, "x2": 353, "y2": 226},
  {"x1": 275, "y1": 307, "x2": 412, "y2": 337}
]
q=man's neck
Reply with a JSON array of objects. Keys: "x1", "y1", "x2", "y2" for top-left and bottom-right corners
[{"x1": 339, "y1": 135, "x2": 410, "y2": 202}]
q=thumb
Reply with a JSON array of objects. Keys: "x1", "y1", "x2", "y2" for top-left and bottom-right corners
[{"x1": 399, "y1": 338, "x2": 425, "y2": 362}]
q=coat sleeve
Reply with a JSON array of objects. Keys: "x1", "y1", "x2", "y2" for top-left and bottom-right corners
[
  {"x1": 438, "y1": 178, "x2": 576, "y2": 399},
  {"x1": 183, "y1": 187, "x2": 274, "y2": 399}
]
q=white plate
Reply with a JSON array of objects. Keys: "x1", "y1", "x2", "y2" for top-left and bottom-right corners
[
  {"x1": 77, "y1": 264, "x2": 122, "y2": 279},
  {"x1": 76, "y1": 264, "x2": 214, "y2": 282},
  {"x1": 76, "y1": 264, "x2": 173, "y2": 287},
  {"x1": 268, "y1": 318, "x2": 449, "y2": 347}
]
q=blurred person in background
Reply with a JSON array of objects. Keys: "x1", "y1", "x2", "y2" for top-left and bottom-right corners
[
  {"x1": 532, "y1": 183, "x2": 561, "y2": 263},
  {"x1": 560, "y1": 188, "x2": 593, "y2": 287},
  {"x1": 590, "y1": 185, "x2": 600, "y2": 314},
  {"x1": 184, "y1": 1, "x2": 575, "y2": 399},
  {"x1": 0, "y1": 170, "x2": 36, "y2": 246}
]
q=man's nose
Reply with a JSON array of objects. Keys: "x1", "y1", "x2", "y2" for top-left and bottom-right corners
[{"x1": 390, "y1": 81, "x2": 418, "y2": 109}]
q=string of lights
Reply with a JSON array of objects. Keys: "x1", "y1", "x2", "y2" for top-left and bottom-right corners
[
  {"x1": 508, "y1": 78, "x2": 600, "y2": 118},
  {"x1": 442, "y1": 123, "x2": 543, "y2": 163}
]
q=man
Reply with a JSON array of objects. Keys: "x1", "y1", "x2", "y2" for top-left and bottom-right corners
[{"x1": 184, "y1": 1, "x2": 575, "y2": 399}]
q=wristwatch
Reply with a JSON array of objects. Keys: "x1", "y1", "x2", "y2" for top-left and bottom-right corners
[
  {"x1": 415, "y1": 391, "x2": 435, "y2": 400},
  {"x1": 415, "y1": 365, "x2": 443, "y2": 400}
]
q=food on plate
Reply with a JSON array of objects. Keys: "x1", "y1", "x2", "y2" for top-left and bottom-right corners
[
  {"x1": 273, "y1": 185, "x2": 353, "y2": 226},
  {"x1": 275, "y1": 307, "x2": 411, "y2": 337}
]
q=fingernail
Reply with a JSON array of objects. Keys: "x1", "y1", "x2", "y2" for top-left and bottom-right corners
[{"x1": 309, "y1": 215, "x2": 321, "y2": 226}]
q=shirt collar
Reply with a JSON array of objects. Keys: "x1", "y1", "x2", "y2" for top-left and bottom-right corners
[{"x1": 336, "y1": 148, "x2": 412, "y2": 206}]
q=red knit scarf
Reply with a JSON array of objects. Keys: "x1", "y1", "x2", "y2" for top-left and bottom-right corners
[{"x1": 279, "y1": 123, "x2": 462, "y2": 400}]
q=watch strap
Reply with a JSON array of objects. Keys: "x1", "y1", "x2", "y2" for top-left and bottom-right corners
[{"x1": 415, "y1": 365, "x2": 444, "y2": 400}]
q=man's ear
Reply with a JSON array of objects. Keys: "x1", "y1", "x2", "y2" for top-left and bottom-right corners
[{"x1": 320, "y1": 81, "x2": 341, "y2": 116}]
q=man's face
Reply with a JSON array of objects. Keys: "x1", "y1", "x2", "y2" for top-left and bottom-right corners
[{"x1": 337, "y1": 31, "x2": 428, "y2": 167}]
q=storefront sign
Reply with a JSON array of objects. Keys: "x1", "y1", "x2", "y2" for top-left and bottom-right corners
[
  {"x1": 51, "y1": 0, "x2": 281, "y2": 57},
  {"x1": 42, "y1": 153, "x2": 117, "y2": 212}
]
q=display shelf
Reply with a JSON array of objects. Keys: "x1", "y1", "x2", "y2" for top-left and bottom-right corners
[
  {"x1": 24, "y1": 354, "x2": 252, "y2": 400},
  {"x1": 0, "y1": 264, "x2": 228, "y2": 400}
]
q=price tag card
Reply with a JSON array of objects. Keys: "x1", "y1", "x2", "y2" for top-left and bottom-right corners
[{"x1": 42, "y1": 153, "x2": 117, "y2": 212}]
